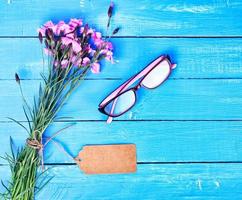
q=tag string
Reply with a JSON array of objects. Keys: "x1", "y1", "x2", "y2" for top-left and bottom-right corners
[{"x1": 26, "y1": 124, "x2": 78, "y2": 171}]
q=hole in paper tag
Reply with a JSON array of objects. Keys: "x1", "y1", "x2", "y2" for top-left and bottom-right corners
[{"x1": 75, "y1": 144, "x2": 137, "y2": 174}]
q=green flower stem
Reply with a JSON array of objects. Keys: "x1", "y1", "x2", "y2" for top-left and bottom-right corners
[
  {"x1": 11, "y1": 147, "x2": 38, "y2": 200},
  {"x1": 2, "y1": 62, "x2": 92, "y2": 199}
]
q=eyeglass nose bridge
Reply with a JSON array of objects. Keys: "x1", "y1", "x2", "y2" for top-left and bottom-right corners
[{"x1": 134, "y1": 84, "x2": 141, "y2": 90}]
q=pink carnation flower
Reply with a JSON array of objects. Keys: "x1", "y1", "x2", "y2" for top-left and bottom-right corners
[
  {"x1": 38, "y1": 19, "x2": 114, "y2": 74},
  {"x1": 91, "y1": 62, "x2": 100, "y2": 73},
  {"x1": 71, "y1": 56, "x2": 82, "y2": 66},
  {"x1": 62, "y1": 37, "x2": 82, "y2": 53},
  {"x1": 37, "y1": 21, "x2": 55, "y2": 35},
  {"x1": 44, "y1": 48, "x2": 53, "y2": 55},
  {"x1": 92, "y1": 32, "x2": 104, "y2": 47},
  {"x1": 105, "y1": 51, "x2": 114, "y2": 63},
  {"x1": 69, "y1": 18, "x2": 82, "y2": 28},
  {"x1": 61, "y1": 59, "x2": 69, "y2": 68},
  {"x1": 82, "y1": 57, "x2": 90, "y2": 66}
]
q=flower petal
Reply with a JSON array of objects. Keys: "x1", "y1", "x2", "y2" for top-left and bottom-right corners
[
  {"x1": 72, "y1": 40, "x2": 82, "y2": 53},
  {"x1": 62, "y1": 37, "x2": 73, "y2": 45},
  {"x1": 82, "y1": 57, "x2": 90, "y2": 66},
  {"x1": 61, "y1": 59, "x2": 69, "y2": 68},
  {"x1": 91, "y1": 62, "x2": 100, "y2": 73},
  {"x1": 69, "y1": 18, "x2": 82, "y2": 28}
]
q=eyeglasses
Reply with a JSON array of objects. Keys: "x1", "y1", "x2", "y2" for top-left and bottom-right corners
[{"x1": 98, "y1": 55, "x2": 176, "y2": 123}]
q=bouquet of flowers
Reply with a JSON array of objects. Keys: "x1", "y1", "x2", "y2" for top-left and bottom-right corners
[{"x1": 1, "y1": 3, "x2": 118, "y2": 199}]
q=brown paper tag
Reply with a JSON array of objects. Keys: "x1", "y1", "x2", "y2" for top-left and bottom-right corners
[{"x1": 75, "y1": 144, "x2": 137, "y2": 174}]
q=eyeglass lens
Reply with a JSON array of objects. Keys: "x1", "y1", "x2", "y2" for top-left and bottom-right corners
[
  {"x1": 141, "y1": 59, "x2": 171, "y2": 88},
  {"x1": 104, "y1": 90, "x2": 136, "y2": 116}
]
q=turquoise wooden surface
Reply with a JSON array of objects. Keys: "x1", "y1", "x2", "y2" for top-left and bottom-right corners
[
  {"x1": 1, "y1": 0, "x2": 242, "y2": 36},
  {"x1": 1, "y1": 164, "x2": 242, "y2": 199},
  {"x1": 1, "y1": 38, "x2": 242, "y2": 79},
  {"x1": 1, "y1": 121, "x2": 242, "y2": 164},
  {"x1": 1, "y1": 0, "x2": 242, "y2": 199},
  {"x1": 1, "y1": 79, "x2": 242, "y2": 121}
]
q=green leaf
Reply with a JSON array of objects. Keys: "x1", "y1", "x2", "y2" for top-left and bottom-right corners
[
  {"x1": 40, "y1": 73, "x2": 48, "y2": 84},
  {"x1": 7, "y1": 117, "x2": 29, "y2": 134},
  {"x1": 1, "y1": 180, "x2": 11, "y2": 195},
  {"x1": 9, "y1": 136, "x2": 16, "y2": 161},
  {"x1": 22, "y1": 105, "x2": 32, "y2": 133}
]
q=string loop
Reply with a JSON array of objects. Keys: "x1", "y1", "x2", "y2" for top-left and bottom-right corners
[
  {"x1": 26, "y1": 138, "x2": 43, "y2": 150},
  {"x1": 26, "y1": 125, "x2": 76, "y2": 171}
]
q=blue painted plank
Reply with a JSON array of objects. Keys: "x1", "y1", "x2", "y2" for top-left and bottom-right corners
[
  {"x1": 1, "y1": 38, "x2": 242, "y2": 79},
  {"x1": 0, "y1": 121, "x2": 241, "y2": 164},
  {"x1": 1, "y1": 0, "x2": 242, "y2": 36},
  {"x1": 0, "y1": 0, "x2": 241, "y2": 199},
  {"x1": 0, "y1": 79, "x2": 242, "y2": 122},
  {"x1": 1, "y1": 164, "x2": 242, "y2": 199}
]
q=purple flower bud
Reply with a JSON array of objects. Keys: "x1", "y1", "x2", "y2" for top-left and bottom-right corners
[
  {"x1": 112, "y1": 27, "x2": 120, "y2": 35},
  {"x1": 60, "y1": 30, "x2": 65, "y2": 37},
  {"x1": 82, "y1": 24, "x2": 89, "y2": 36},
  {"x1": 53, "y1": 35, "x2": 60, "y2": 42},
  {"x1": 15, "y1": 73, "x2": 20, "y2": 84},
  {"x1": 44, "y1": 39, "x2": 49, "y2": 49},
  {"x1": 45, "y1": 28, "x2": 53, "y2": 40},
  {"x1": 108, "y1": 1, "x2": 114, "y2": 18},
  {"x1": 38, "y1": 32, "x2": 43, "y2": 43}
]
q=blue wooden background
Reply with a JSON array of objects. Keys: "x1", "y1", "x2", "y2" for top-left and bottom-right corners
[{"x1": 1, "y1": 0, "x2": 242, "y2": 199}]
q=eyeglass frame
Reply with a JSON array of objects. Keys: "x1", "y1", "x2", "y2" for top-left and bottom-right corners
[{"x1": 98, "y1": 55, "x2": 176, "y2": 119}]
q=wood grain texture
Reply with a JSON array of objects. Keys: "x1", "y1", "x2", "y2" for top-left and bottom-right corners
[
  {"x1": 1, "y1": 0, "x2": 242, "y2": 36},
  {"x1": 0, "y1": 79, "x2": 242, "y2": 122},
  {"x1": 1, "y1": 0, "x2": 242, "y2": 198},
  {"x1": 1, "y1": 164, "x2": 242, "y2": 199},
  {"x1": 1, "y1": 38, "x2": 242, "y2": 79},
  {"x1": 0, "y1": 121, "x2": 241, "y2": 164}
]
